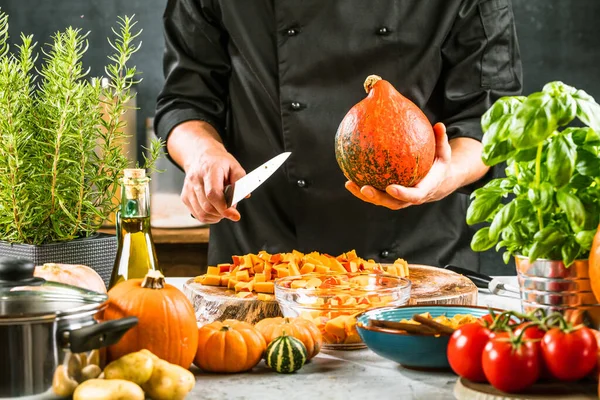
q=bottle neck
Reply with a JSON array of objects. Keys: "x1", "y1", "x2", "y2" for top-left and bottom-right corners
[{"x1": 120, "y1": 177, "x2": 150, "y2": 218}]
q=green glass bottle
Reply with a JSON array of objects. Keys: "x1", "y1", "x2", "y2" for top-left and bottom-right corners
[{"x1": 109, "y1": 168, "x2": 161, "y2": 289}]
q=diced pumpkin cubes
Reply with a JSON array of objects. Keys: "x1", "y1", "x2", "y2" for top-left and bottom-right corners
[
  {"x1": 194, "y1": 249, "x2": 409, "y2": 304},
  {"x1": 201, "y1": 274, "x2": 221, "y2": 286},
  {"x1": 254, "y1": 282, "x2": 274, "y2": 294}
]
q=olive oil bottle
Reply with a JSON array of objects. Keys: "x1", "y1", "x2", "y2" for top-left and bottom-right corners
[{"x1": 109, "y1": 168, "x2": 162, "y2": 289}]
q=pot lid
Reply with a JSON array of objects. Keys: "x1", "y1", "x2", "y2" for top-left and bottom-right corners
[{"x1": 0, "y1": 257, "x2": 107, "y2": 323}]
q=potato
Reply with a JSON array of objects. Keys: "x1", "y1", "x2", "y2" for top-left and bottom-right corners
[
  {"x1": 81, "y1": 364, "x2": 102, "y2": 381},
  {"x1": 87, "y1": 349, "x2": 101, "y2": 367},
  {"x1": 142, "y1": 359, "x2": 195, "y2": 400},
  {"x1": 103, "y1": 351, "x2": 154, "y2": 385},
  {"x1": 66, "y1": 352, "x2": 82, "y2": 382},
  {"x1": 73, "y1": 379, "x2": 144, "y2": 400},
  {"x1": 139, "y1": 348, "x2": 159, "y2": 360},
  {"x1": 52, "y1": 365, "x2": 79, "y2": 397}
]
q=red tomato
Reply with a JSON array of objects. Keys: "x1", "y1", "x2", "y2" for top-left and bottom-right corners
[
  {"x1": 541, "y1": 327, "x2": 598, "y2": 381},
  {"x1": 514, "y1": 323, "x2": 551, "y2": 379},
  {"x1": 482, "y1": 338, "x2": 540, "y2": 393},
  {"x1": 447, "y1": 322, "x2": 491, "y2": 382},
  {"x1": 480, "y1": 315, "x2": 495, "y2": 325}
]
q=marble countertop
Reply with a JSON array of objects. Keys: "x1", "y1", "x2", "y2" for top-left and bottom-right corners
[{"x1": 165, "y1": 276, "x2": 521, "y2": 400}]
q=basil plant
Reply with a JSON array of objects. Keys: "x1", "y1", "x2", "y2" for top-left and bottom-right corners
[{"x1": 467, "y1": 82, "x2": 600, "y2": 267}]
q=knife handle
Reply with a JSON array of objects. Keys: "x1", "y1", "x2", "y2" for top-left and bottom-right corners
[
  {"x1": 443, "y1": 264, "x2": 492, "y2": 289},
  {"x1": 224, "y1": 185, "x2": 234, "y2": 208}
]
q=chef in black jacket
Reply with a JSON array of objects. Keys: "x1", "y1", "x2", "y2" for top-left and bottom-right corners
[{"x1": 155, "y1": 0, "x2": 523, "y2": 271}]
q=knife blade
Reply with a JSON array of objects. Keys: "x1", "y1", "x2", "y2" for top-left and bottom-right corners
[
  {"x1": 224, "y1": 152, "x2": 291, "y2": 208},
  {"x1": 442, "y1": 264, "x2": 520, "y2": 296}
]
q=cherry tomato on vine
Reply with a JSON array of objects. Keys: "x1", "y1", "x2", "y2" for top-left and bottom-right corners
[
  {"x1": 541, "y1": 326, "x2": 598, "y2": 381},
  {"x1": 514, "y1": 323, "x2": 550, "y2": 379},
  {"x1": 482, "y1": 338, "x2": 540, "y2": 393},
  {"x1": 447, "y1": 322, "x2": 491, "y2": 382}
]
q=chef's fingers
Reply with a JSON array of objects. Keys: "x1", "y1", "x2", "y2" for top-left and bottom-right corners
[
  {"x1": 181, "y1": 184, "x2": 222, "y2": 223},
  {"x1": 219, "y1": 162, "x2": 246, "y2": 221},
  {"x1": 203, "y1": 164, "x2": 237, "y2": 220},
  {"x1": 344, "y1": 181, "x2": 411, "y2": 210},
  {"x1": 183, "y1": 170, "x2": 223, "y2": 222},
  {"x1": 433, "y1": 122, "x2": 452, "y2": 163}
]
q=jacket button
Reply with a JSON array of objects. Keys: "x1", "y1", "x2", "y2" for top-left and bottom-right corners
[
  {"x1": 377, "y1": 27, "x2": 391, "y2": 35},
  {"x1": 380, "y1": 250, "x2": 390, "y2": 258},
  {"x1": 291, "y1": 102, "x2": 302, "y2": 110},
  {"x1": 297, "y1": 179, "x2": 307, "y2": 188},
  {"x1": 286, "y1": 28, "x2": 298, "y2": 36}
]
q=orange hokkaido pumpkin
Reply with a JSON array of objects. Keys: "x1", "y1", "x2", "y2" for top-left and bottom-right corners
[
  {"x1": 255, "y1": 317, "x2": 322, "y2": 360},
  {"x1": 589, "y1": 225, "x2": 600, "y2": 303},
  {"x1": 34, "y1": 263, "x2": 106, "y2": 293},
  {"x1": 103, "y1": 270, "x2": 198, "y2": 368},
  {"x1": 335, "y1": 74, "x2": 436, "y2": 190},
  {"x1": 194, "y1": 319, "x2": 266, "y2": 373}
]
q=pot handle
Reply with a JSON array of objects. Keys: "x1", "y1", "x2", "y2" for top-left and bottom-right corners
[{"x1": 65, "y1": 317, "x2": 138, "y2": 353}]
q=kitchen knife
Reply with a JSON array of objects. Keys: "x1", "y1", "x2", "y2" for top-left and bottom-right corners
[
  {"x1": 224, "y1": 152, "x2": 292, "y2": 208},
  {"x1": 442, "y1": 264, "x2": 520, "y2": 296}
]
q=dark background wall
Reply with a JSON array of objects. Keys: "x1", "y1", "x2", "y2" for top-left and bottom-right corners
[{"x1": 3, "y1": 0, "x2": 600, "y2": 276}]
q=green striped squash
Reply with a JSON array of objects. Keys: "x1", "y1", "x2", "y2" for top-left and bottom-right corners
[{"x1": 265, "y1": 334, "x2": 308, "y2": 373}]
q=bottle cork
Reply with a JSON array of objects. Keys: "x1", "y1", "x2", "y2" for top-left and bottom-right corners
[
  {"x1": 122, "y1": 169, "x2": 148, "y2": 199},
  {"x1": 124, "y1": 168, "x2": 146, "y2": 179}
]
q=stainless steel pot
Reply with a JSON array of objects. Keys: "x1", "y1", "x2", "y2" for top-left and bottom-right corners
[{"x1": 0, "y1": 257, "x2": 137, "y2": 399}]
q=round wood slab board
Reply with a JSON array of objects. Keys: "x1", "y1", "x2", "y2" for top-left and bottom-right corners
[
  {"x1": 183, "y1": 264, "x2": 478, "y2": 326},
  {"x1": 454, "y1": 377, "x2": 598, "y2": 399}
]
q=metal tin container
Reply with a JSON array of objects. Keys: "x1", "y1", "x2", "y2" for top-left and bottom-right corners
[
  {"x1": 515, "y1": 256, "x2": 600, "y2": 327},
  {"x1": 0, "y1": 257, "x2": 137, "y2": 399}
]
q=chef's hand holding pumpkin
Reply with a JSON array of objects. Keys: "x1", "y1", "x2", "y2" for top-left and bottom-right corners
[
  {"x1": 169, "y1": 120, "x2": 246, "y2": 223},
  {"x1": 345, "y1": 122, "x2": 454, "y2": 209}
]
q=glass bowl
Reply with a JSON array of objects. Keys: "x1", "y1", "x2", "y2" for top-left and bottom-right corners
[{"x1": 274, "y1": 272, "x2": 411, "y2": 349}]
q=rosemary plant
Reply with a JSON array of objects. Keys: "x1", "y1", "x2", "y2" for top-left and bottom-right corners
[{"x1": 0, "y1": 11, "x2": 161, "y2": 245}]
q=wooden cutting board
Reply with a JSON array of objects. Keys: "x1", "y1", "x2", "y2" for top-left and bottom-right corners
[
  {"x1": 183, "y1": 264, "x2": 478, "y2": 326},
  {"x1": 454, "y1": 378, "x2": 598, "y2": 399}
]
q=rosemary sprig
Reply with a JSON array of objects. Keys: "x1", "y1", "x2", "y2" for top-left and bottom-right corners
[{"x1": 0, "y1": 9, "x2": 159, "y2": 245}]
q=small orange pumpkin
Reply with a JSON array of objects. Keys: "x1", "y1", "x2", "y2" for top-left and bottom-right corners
[
  {"x1": 255, "y1": 317, "x2": 322, "y2": 360},
  {"x1": 104, "y1": 270, "x2": 198, "y2": 368},
  {"x1": 194, "y1": 319, "x2": 266, "y2": 373}
]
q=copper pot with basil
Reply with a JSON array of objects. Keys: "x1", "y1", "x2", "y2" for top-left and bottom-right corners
[{"x1": 0, "y1": 257, "x2": 137, "y2": 399}]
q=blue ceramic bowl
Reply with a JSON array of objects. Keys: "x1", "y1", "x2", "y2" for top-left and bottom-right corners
[{"x1": 356, "y1": 305, "x2": 494, "y2": 370}]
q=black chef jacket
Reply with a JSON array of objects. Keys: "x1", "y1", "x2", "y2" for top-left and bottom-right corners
[{"x1": 155, "y1": 0, "x2": 523, "y2": 271}]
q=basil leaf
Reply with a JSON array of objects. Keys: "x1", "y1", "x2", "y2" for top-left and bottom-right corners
[
  {"x1": 502, "y1": 251, "x2": 512, "y2": 265},
  {"x1": 575, "y1": 230, "x2": 596, "y2": 250},
  {"x1": 561, "y1": 239, "x2": 581, "y2": 268},
  {"x1": 575, "y1": 148, "x2": 600, "y2": 176},
  {"x1": 547, "y1": 135, "x2": 575, "y2": 187},
  {"x1": 481, "y1": 96, "x2": 526, "y2": 132},
  {"x1": 527, "y1": 185, "x2": 553, "y2": 212},
  {"x1": 489, "y1": 201, "x2": 516, "y2": 241},
  {"x1": 482, "y1": 140, "x2": 514, "y2": 166},
  {"x1": 569, "y1": 127, "x2": 600, "y2": 146},
  {"x1": 529, "y1": 226, "x2": 566, "y2": 261},
  {"x1": 482, "y1": 115, "x2": 511, "y2": 148},
  {"x1": 556, "y1": 188, "x2": 586, "y2": 231},
  {"x1": 500, "y1": 177, "x2": 516, "y2": 191},
  {"x1": 466, "y1": 191, "x2": 502, "y2": 225},
  {"x1": 569, "y1": 173, "x2": 594, "y2": 190},
  {"x1": 470, "y1": 178, "x2": 504, "y2": 200},
  {"x1": 512, "y1": 148, "x2": 537, "y2": 162},
  {"x1": 552, "y1": 93, "x2": 577, "y2": 126},
  {"x1": 509, "y1": 92, "x2": 558, "y2": 149},
  {"x1": 573, "y1": 89, "x2": 600, "y2": 132},
  {"x1": 543, "y1": 81, "x2": 576, "y2": 96},
  {"x1": 471, "y1": 227, "x2": 497, "y2": 252}
]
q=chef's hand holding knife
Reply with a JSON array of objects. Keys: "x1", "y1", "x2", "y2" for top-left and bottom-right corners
[{"x1": 167, "y1": 121, "x2": 246, "y2": 224}]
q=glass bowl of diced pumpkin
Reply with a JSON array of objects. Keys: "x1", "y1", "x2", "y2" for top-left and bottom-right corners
[{"x1": 274, "y1": 272, "x2": 412, "y2": 349}]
